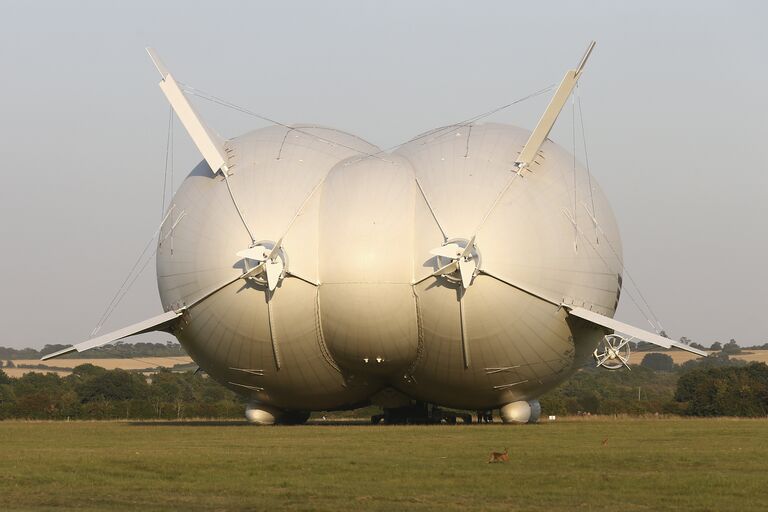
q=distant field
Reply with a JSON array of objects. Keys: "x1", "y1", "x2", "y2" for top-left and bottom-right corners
[
  {"x1": 627, "y1": 350, "x2": 768, "y2": 365},
  {"x1": 5, "y1": 351, "x2": 767, "y2": 378},
  {"x1": 0, "y1": 418, "x2": 766, "y2": 511},
  {"x1": 2, "y1": 368, "x2": 72, "y2": 378},
  {"x1": 3, "y1": 357, "x2": 193, "y2": 377}
]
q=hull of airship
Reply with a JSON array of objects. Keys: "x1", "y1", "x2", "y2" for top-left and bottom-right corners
[{"x1": 156, "y1": 122, "x2": 622, "y2": 412}]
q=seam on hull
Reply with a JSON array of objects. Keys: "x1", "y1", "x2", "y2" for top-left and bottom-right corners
[
  {"x1": 314, "y1": 288, "x2": 342, "y2": 374},
  {"x1": 406, "y1": 286, "x2": 426, "y2": 379}
]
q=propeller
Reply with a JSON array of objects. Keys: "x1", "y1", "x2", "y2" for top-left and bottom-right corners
[
  {"x1": 593, "y1": 334, "x2": 632, "y2": 370},
  {"x1": 236, "y1": 239, "x2": 285, "y2": 292},
  {"x1": 426, "y1": 236, "x2": 480, "y2": 369},
  {"x1": 429, "y1": 235, "x2": 478, "y2": 289}
]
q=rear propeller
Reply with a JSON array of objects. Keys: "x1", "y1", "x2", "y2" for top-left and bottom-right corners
[
  {"x1": 236, "y1": 239, "x2": 286, "y2": 292},
  {"x1": 429, "y1": 235, "x2": 480, "y2": 289},
  {"x1": 425, "y1": 236, "x2": 481, "y2": 369},
  {"x1": 593, "y1": 334, "x2": 632, "y2": 370}
]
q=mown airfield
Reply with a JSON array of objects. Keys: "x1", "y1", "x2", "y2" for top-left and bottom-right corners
[
  {"x1": 0, "y1": 418, "x2": 766, "y2": 511},
  {"x1": 0, "y1": 1, "x2": 768, "y2": 511}
]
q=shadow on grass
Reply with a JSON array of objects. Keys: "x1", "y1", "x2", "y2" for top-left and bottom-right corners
[
  {"x1": 126, "y1": 419, "x2": 376, "y2": 427},
  {"x1": 128, "y1": 420, "x2": 250, "y2": 427}
]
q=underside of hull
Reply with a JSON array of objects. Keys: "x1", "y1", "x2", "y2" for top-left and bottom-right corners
[{"x1": 171, "y1": 260, "x2": 608, "y2": 413}]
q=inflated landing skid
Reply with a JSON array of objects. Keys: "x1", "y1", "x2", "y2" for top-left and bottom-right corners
[
  {"x1": 499, "y1": 400, "x2": 542, "y2": 424},
  {"x1": 245, "y1": 404, "x2": 310, "y2": 425},
  {"x1": 245, "y1": 400, "x2": 541, "y2": 425}
]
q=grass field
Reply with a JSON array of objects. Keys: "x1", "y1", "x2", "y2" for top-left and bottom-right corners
[{"x1": 0, "y1": 418, "x2": 766, "y2": 511}]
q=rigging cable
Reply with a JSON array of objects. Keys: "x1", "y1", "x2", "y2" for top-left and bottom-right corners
[
  {"x1": 576, "y1": 88, "x2": 598, "y2": 245},
  {"x1": 223, "y1": 171, "x2": 256, "y2": 244},
  {"x1": 90, "y1": 109, "x2": 180, "y2": 337},
  {"x1": 181, "y1": 82, "x2": 556, "y2": 164},
  {"x1": 178, "y1": 83, "x2": 392, "y2": 162},
  {"x1": 574, "y1": 94, "x2": 666, "y2": 335},
  {"x1": 90, "y1": 207, "x2": 174, "y2": 337},
  {"x1": 160, "y1": 105, "x2": 172, "y2": 219},
  {"x1": 169, "y1": 106, "x2": 175, "y2": 255},
  {"x1": 571, "y1": 90, "x2": 578, "y2": 252}
]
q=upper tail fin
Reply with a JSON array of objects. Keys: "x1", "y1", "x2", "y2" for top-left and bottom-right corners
[{"x1": 146, "y1": 48, "x2": 229, "y2": 176}]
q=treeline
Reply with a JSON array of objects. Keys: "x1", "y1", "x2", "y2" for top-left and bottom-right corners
[
  {"x1": 634, "y1": 339, "x2": 768, "y2": 352},
  {"x1": 539, "y1": 353, "x2": 768, "y2": 417},
  {"x1": 1, "y1": 354, "x2": 766, "y2": 421},
  {"x1": 0, "y1": 341, "x2": 187, "y2": 361},
  {"x1": 0, "y1": 365, "x2": 244, "y2": 420}
]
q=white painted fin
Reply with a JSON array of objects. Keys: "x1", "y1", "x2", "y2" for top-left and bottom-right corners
[
  {"x1": 267, "y1": 238, "x2": 284, "y2": 260},
  {"x1": 430, "y1": 243, "x2": 463, "y2": 259},
  {"x1": 515, "y1": 41, "x2": 595, "y2": 171},
  {"x1": 432, "y1": 260, "x2": 459, "y2": 277},
  {"x1": 265, "y1": 259, "x2": 284, "y2": 291},
  {"x1": 146, "y1": 48, "x2": 229, "y2": 176},
  {"x1": 565, "y1": 306, "x2": 708, "y2": 357},
  {"x1": 461, "y1": 235, "x2": 476, "y2": 259},
  {"x1": 243, "y1": 262, "x2": 266, "y2": 279},
  {"x1": 238, "y1": 246, "x2": 269, "y2": 261},
  {"x1": 40, "y1": 310, "x2": 183, "y2": 361},
  {"x1": 458, "y1": 258, "x2": 476, "y2": 289}
]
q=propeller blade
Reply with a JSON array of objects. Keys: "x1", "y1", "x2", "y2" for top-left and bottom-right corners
[
  {"x1": 430, "y1": 243, "x2": 463, "y2": 259},
  {"x1": 267, "y1": 238, "x2": 283, "y2": 260},
  {"x1": 237, "y1": 246, "x2": 269, "y2": 261},
  {"x1": 432, "y1": 260, "x2": 459, "y2": 277},
  {"x1": 619, "y1": 354, "x2": 632, "y2": 370},
  {"x1": 461, "y1": 235, "x2": 476, "y2": 259},
  {"x1": 243, "y1": 262, "x2": 266, "y2": 279},
  {"x1": 458, "y1": 258, "x2": 476, "y2": 289},
  {"x1": 265, "y1": 258, "x2": 284, "y2": 291}
]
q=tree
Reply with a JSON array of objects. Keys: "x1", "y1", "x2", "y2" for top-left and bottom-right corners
[
  {"x1": 675, "y1": 363, "x2": 768, "y2": 416},
  {"x1": 75, "y1": 368, "x2": 148, "y2": 403},
  {"x1": 710, "y1": 342, "x2": 722, "y2": 351},
  {"x1": 0, "y1": 383, "x2": 16, "y2": 419},
  {"x1": 0, "y1": 369, "x2": 14, "y2": 415},
  {"x1": 11, "y1": 372, "x2": 77, "y2": 419},
  {"x1": 69, "y1": 363, "x2": 108, "y2": 380},
  {"x1": 641, "y1": 353, "x2": 675, "y2": 372},
  {"x1": 147, "y1": 371, "x2": 198, "y2": 419},
  {"x1": 722, "y1": 339, "x2": 741, "y2": 355}
]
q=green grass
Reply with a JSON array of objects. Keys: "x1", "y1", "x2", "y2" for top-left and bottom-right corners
[{"x1": 0, "y1": 418, "x2": 766, "y2": 511}]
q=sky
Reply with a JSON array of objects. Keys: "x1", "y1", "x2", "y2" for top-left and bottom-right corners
[{"x1": 0, "y1": 0, "x2": 766, "y2": 349}]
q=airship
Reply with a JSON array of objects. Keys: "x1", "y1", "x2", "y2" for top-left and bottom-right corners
[{"x1": 43, "y1": 42, "x2": 705, "y2": 424}]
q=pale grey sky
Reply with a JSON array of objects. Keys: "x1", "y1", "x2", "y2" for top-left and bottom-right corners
[{"x1": 0, "y1": 0, "x2": 766, "y2": 349}]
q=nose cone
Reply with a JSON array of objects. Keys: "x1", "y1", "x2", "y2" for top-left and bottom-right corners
[{"x1": 317, "y1": 156, "x2": 419, "y2": 376}]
